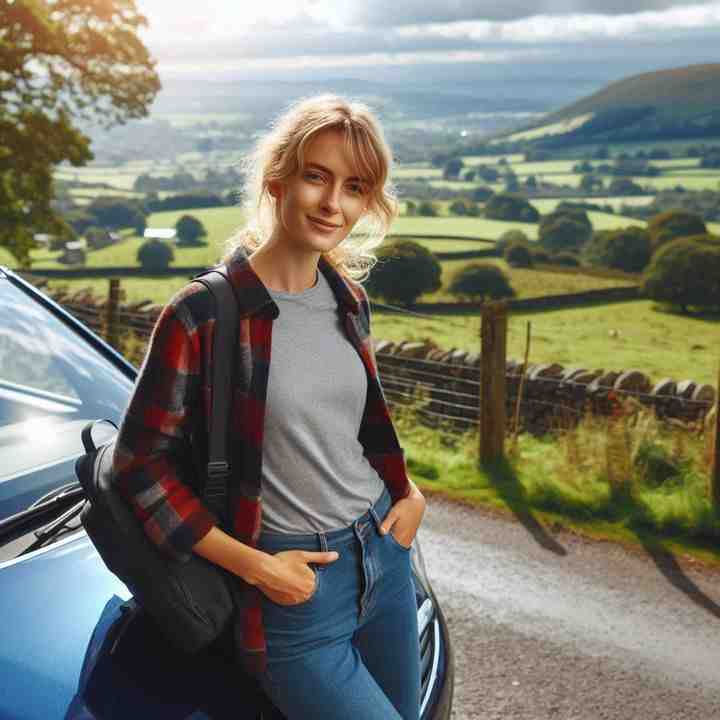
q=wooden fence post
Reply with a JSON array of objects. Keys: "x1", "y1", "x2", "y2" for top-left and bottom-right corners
[
  {"x1": 712, "y1": 363, "x2": 720, "y2": 509},
  {"x1": 105, "y1": 278, "x2": 121, "y2": 350},
  {"x1": 479, "y1": 300, "x2": 507, "y2": 465}
]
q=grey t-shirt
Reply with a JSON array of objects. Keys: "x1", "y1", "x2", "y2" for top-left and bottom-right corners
[{"x1": 260, "y1": 268, "x2": 385, "y2": 534}]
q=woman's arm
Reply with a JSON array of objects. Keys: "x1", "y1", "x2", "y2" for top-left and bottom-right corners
[{"x1": 111, "y1": 286, "x2": 219, "y2": 563}]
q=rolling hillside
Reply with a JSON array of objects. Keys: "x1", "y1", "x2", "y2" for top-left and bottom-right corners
[{"x1": 490, "y1": 63, "x2": 720, "y2": 147}]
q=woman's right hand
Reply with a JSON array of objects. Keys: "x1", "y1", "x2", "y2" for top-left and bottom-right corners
[{"x1": 255, "y1": 549, "x2": 339, "y2": 605}]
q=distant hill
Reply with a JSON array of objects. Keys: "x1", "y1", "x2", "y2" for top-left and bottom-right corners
[{"x1": 489, "y1": 63, "x2": 720, "y2": 148}]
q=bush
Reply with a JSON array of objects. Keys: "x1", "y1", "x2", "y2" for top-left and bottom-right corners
[
  {"x1": 505, "y1": 243, "x2": 534, "y2": 268},
  {"x1": 641, "y1": 235, "x2": 720, "y2": 313},
  {"x1": 496, "y1": 229, "x2": 530, "y2": 256},
  {"x1": 175, "y1": 214, "x2": 207, "y2": 246},
  {"x1": 417, "y1": 201, "x2": 438, "y2": 217},
  {"x1": 137, "y1": 238, "x2": 175, "y2": 271},
  {"x1": 582, "y1": 226, "x2": 651, "y2": 272},
  {"x1": 471, "y1": 186, "x2": 494, "y2": 202},
  {"x1": 538, "y1": 208, "x2": 593, "y2": 253},
  {"x1": 364, "y1": 240, "x2": 442, "y2": 305},
  {"x1": 551, "y1": 251, "x2": 580, "y2": 267},
  {"x1": 608, "y1": 177, "x2": 644, "y2": 196},
  {"x1": 86, "y1": 196, "x2": 147, "y2": 231},
  {"x1": 647, "y1": 209, "x2": 707, "y2": 252},
  {"x1": 485, "y1": 193, "x2": 539, "y2": 222},
  {"x1": 530, "y1": 248, "x2": 551, "y2": 263},
  {"x1": 448, "y1": 262, "x2": 515, "y2": 301}
]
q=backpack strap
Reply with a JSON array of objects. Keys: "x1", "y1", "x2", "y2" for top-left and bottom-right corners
[{"x1": 191, "y1": 265, "x2": 239, "y2": 530}]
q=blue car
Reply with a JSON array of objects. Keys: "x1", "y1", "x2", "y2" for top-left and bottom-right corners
[{"x1": 0, "y1": 265, "x2": 454, "y2": 720}]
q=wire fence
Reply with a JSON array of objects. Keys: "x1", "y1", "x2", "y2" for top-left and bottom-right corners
[{"x1": 29, "y1": 274, "x2": 720, "y2": 501}]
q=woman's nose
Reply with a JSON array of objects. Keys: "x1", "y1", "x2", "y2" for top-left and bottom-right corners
[{"x1": 321, "y1": 184, "x2": 342, "y2": 213}]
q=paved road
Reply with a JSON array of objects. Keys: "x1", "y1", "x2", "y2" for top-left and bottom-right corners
[{"x1": 417, "y1": 493, "x2": 720, "y2": 719}]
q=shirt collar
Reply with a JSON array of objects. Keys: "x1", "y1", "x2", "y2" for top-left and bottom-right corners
[{"x1": 225, "y1": 243, "x2": 361, "y2": 318}]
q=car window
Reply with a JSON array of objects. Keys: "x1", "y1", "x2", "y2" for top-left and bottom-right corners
[{"x1": 0, "y1": 280, "x2": 134, "y2": 516}]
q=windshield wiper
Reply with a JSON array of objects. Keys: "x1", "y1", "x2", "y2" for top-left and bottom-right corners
[{"x1": 0, "y1": 483, "x2": 85, "y2": 546}]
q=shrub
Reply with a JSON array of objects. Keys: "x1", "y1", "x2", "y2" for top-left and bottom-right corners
[
  {"x1": 175, "y1": 214, "x2": 207, "y2": 246},
  {"x1": 496, "y1": 229, "x2": 530, "y2": 256},
  {"x1": 538, "y1": 207, "x2": 593, "y2": 253},
  {"x1": 551, "y1": 251, "x2": 580, "y2": 267},
  {"x1": 485, "y1": 193, "x2": 539, "y2": 222},
  {"x1": 582, "y1": 226, "x2": 651, "y2": 272},
  {"x1": 417, "y1": 201, "x2": 438, "y2": 217},
  {"x1": 647, "y1": 209, "x2": 707, "y2": 252},
  {"x1": 364, "y1": 240, "x2": 442, "y2": 304},
  {"x1": 448, "y1": 262, "x2": 515, "y2": 301},
  {"x1": 504, "y1": 243, "x2": 534, "y2": 268},
  {"x1": 137, "y1": 238, "x2": 174, "y2": 271},
  {"x1": 641, "y1": 235, "x2": 720, "y2": 313}
]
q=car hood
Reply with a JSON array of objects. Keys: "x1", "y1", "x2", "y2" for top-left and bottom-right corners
[
  {"x1": 0, "y1": 532, "x2": 132, "y2": 719},
  {"x1": 0, "y1": 532, "x2": 265, "y2": 720}
]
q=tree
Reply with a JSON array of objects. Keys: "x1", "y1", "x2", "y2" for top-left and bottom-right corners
[
  {"x1": 538, "y1": 208, "x2": 593, "y2": 253},
  {"x1": 551, "y1": 251, "x2": 580, "y2": 267},
  {"x1": 443, "y1": 158, "x2": 464, "y2": 180},
  {"x1": 86, "y1": 197, "x2": 147, "y2": 232},
  {"x1": 0, "y1": 1, "x2": 160, "y2": 267},
  {"x1": 137, "y1": 239, "x2": 174, "y2": 272},
  {"x1": 364, "y1": 241, "x2": 442, "y2": 305},
  {"x1": 582, "y1": 226, "x2": 651, "y2": 272},
  {"x1": 175, "y1": 215, "x2": 207, "y2": 246},
  {"x1": 448, "y1": 263, "x2": 515, "y2": 302},
  {"x1": 496, "y1": 229, "x2": 530, "y2": 256},
  {"x1": 404, "y1": 200, "x2": 417, "y2": 216},
  {"x1": 504, "y1": 243, "x2": 534, "y2": 268},
  {"x1": 642, "y1": 235, "x2": 720, "y2": 313},
  {"x1": 608, "y1": 177, "x2": 644, "y2": 196},
  {"x1": 647, "y1": 209, "x2": 707, "y2": 252},
  {"x1": 417, "y1": 201, "x2": 438, "y2": 217},
  {"x1": 485, "y1": 193, "x2": 539, "y2": 222},
  {"x1": 475, "y1": 166, "x2": 499, "y2": 183}
]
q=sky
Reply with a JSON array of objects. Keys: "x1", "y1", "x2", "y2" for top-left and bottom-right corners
[{"x1": 135, "y1": 0, "x2": 720, "y2": 76}]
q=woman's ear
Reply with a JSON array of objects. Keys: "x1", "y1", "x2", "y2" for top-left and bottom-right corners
[{"x1": 268, "y1": 180, "x2": 282, "y2": 199}]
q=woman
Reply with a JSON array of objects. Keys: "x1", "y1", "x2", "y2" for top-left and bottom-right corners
[{"x1": 112, "y1": 93, "x2": 426, "y2": 719}]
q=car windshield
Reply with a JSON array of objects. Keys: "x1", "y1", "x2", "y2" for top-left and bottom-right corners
[{"x1": 0, "y1": 279, "x2": 134, "y2": 518}]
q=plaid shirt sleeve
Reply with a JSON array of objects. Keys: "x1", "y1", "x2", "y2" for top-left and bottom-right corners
[{"x1": 111, "y1": 289, "x2": 218, "y2": 563}]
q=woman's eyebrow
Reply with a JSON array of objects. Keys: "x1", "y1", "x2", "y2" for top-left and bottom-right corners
[{"x1": 305, "y1": 162, "x2": 369, "y2": 184}]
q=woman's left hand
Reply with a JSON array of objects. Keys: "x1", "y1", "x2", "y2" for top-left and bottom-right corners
[{"x1": 379, "y1": 481, "x2": 426, "y2": 549}]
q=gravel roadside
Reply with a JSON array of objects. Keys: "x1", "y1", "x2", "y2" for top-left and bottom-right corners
[{"x1": 417, "y1": 493, "x2": 720, "y2": 719}]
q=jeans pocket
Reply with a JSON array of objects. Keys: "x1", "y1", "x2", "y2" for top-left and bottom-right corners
[{"x1": 386, "y1": 530, "x2": 412, "y2": 553}]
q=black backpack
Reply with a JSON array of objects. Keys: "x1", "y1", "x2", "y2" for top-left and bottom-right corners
[{"x1": 75, "y1": 266, "x2": 240, "y2": 655}]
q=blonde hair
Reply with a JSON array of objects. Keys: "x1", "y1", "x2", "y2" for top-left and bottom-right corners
[{"x1": 220, "y1": 93, "x2": 399, "y2": 282}]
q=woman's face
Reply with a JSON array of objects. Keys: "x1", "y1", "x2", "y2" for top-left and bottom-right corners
[{"x1": 270, "y1": 127, "x2": 371, "y2": 253}]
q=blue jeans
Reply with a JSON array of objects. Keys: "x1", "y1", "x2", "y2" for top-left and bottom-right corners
[{"x1": 256, "y1": 486, "x2": 421, "y2": 720}]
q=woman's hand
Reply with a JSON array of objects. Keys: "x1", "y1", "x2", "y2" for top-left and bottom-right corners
[
  {"x1": 379, "y1": 482, "x2": 426, "y2": 549},
  {"x1": 255, "y1": 549, "x2": 339, "y2": 605}
]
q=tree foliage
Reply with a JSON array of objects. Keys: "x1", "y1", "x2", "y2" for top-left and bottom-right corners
[
  {"x1": 175, "y1": 214, "x2": 207, "y2": 246},
  {"x1": 448, "y1": 263, "x2": 515, "y2": 302},
  {"x1": 647, "y1": 209, "x2": 707, "y2": 251},
  {"x1": 0, "y1": 0, "x2": 160, "y2": 266},
  {"x1": 642, "y1": 235, "x2": 720, "y2": 313},
  {"x1": 582, "y1": 226, "x2": 651, "y2": 272},
  {"x1": 137, "y1": 238, "x2": 174, "y2": 271},
  {"x1": 485, "y1": 193, "x2": 539, "y2": 222},
  {"x1": 365, "y1": 240, "x2": 442, "y2": 305},
  {"x1": 538, "y1": 208, "x2": 593, "y2": 253}
]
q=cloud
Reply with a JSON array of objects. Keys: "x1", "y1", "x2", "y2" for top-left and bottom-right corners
[
  {"x1": 137, "y1": 0, "x2": 720, "y2": 74},
  {"x1": 313, "y1": 0, "x2": 720, "y2": 26}
]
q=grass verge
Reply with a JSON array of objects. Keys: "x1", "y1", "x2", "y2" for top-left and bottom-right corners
[{"x1": 392, "y1": 394, "x2": 720, "y2": 569}]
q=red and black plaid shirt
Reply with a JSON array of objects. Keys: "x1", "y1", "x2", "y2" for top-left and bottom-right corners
[{"x1": 111, "y1": 243, "x2": 412, "y2": 677}]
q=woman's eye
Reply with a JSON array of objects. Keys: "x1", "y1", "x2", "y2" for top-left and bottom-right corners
[
  {"x1": 349, "y1": 183, "x2": 364, "y2": 194},
  {"x1": 305, "y1": 172, "x2": 322, "y2": 181}
]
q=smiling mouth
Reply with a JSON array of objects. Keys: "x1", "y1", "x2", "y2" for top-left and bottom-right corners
[{"x1": 308, "y1": 216, "x2": 342, "y2": 229}]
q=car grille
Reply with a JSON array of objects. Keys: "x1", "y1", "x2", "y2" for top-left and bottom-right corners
[{"x1": 417, "y1": 597, "x2": 441, "y2": 717}]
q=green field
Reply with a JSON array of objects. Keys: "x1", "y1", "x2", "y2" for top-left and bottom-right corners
[{"x1": 372, "y1": 298, "x2": 720, "y2": 388}]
